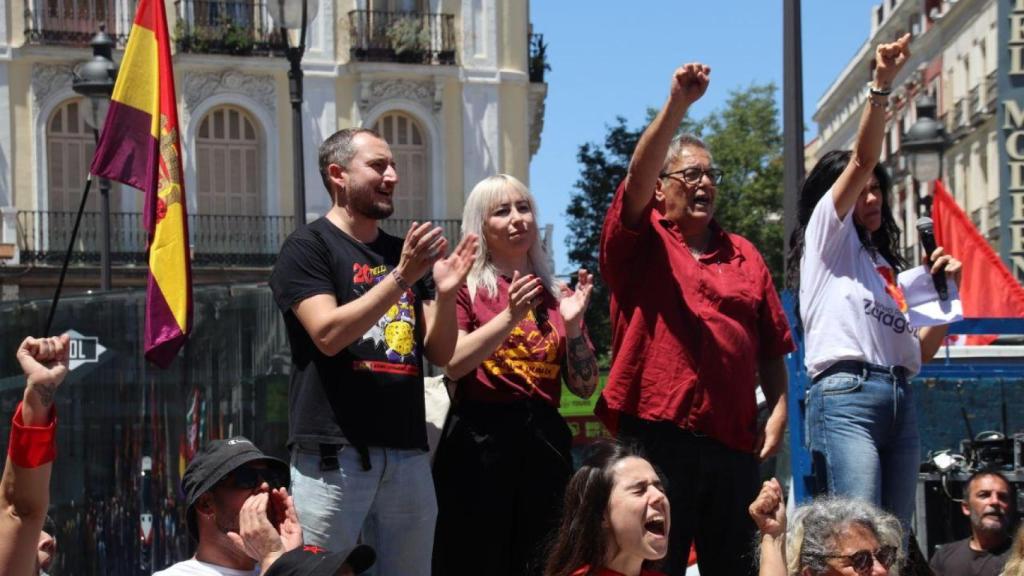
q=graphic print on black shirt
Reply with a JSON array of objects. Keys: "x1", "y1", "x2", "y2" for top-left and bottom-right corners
[{"x1": 351, "y1": 261, "x2": 420, "y2": 374}]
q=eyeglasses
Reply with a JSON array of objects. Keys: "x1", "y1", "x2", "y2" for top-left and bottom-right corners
[
  {"x1": 218, "y1": 466, "x2": 288, "y2": 491},
  {"x1": 825, "y1": 545, "x2": 898, "y2": 574},
  {"x1": 659, "y1": 167, "x2": 724, "y2": 186}
]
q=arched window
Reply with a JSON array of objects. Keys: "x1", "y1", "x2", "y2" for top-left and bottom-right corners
[
  {"x1": 47, "y1": 98, "x2": 99, "y2": 212},
  {"x1": 195, "y1": 106, "x2": 263, "y2": 215},
  {"x1": 373, "y1": 111, "x2": 428, "y2": 220}
]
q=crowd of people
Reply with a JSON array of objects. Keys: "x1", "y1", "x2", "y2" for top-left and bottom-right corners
[{"x1": 1, "y1": 33, "x2": 1018, "y2": 576}]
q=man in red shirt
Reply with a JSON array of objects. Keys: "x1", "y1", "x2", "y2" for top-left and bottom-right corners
[{"x1": 598, "y1": 63, "x2": 794, "y2": 576}]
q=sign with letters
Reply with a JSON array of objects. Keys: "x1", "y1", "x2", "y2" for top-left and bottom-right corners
[
  {"x1": 67, "y1": 329, "x2": 107, "y2": 371},
  {"x1": 1000, "y1": 0, "x2": 1024, "y2": 280}
]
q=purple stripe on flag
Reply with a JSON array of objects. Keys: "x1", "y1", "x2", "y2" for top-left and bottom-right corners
[
  {"x1": 144, "y1": 275, "x2": 185, "y2": 368},
  {"x1": 90, "y1": 101, "x2": 159, "y2": 196}
]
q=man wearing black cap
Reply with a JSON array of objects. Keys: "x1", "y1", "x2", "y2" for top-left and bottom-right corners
[{"x1": 153, "y1": 437, "x2": 295, "y2": 576}]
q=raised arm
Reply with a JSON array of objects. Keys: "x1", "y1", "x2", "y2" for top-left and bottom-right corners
[
  {"x1": 0, "y1": 334, "x2": 69, "y2": 576},
  {"x1": 444, "y1": 271, "x2": 545, "y2": 381},
  {"x1": 749, "y1": 478, "x2": 788, "y2": 576},
  {"x1": 294, "y1": 221, "x2": 446, "y2": 357},
  {"x1": 422, "y1": 234, "x2": 479, "y2": 366},
  {"x1": 559, "y1": 269, "x2": 598, "y2": 399},
  {"x1": 830, "y1": 34, "x2": 910, "y2": 221},
  {"x1": 620, "y1": 63, "x2": 710, "y2": 229}
]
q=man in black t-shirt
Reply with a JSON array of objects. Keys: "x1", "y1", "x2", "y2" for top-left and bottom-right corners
[
  {"x1": 270, "y1": 127, "x2": 477, "y2": 576},
  {"x1": 930, "y1": 470, "x2": 1015, "y2": 576}
]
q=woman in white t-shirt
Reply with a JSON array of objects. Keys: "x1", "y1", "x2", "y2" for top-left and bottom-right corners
[{"x1": 787, "y1": 34, "x2": 962, "y2": 534}]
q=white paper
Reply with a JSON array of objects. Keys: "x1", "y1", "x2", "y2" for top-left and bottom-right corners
[{"x1": 896, "y1": 265, "x2": 963, "y2": 328}]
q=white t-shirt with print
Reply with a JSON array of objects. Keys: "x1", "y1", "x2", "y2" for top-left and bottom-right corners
[
  {"x1": 799, "y1": 191, "x2": 921, "y2": 378},
  {"x1": 152, "y1": 558, "x2": 258, "y2": 576}
]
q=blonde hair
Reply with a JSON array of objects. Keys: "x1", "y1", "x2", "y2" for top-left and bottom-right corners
[
  {"x1": 1004, "y1": 525, "x2": 1024, "y2": 576},
  {"x1": 461, "y1": 174, "x2": 558, "y2": 300}
]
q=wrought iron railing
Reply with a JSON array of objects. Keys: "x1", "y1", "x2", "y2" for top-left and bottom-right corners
[
  {"x1": 347, "y1": 10, "x2": 456, "y2": 65},
  {"x1": 16, "y1": 211, "x2": 295, "y2": 267},
  {"x1": 377, "y1": 218, "x2": 462, "y2": 244},
  {"x1": 176, "y1": 0, "x2": 284, "y2": 55},
  {"x1": 529, "y1": 33, "x2": 549, "y2": 83},
  {"x1": 15, "y1": 212, "x2": 468, "y2": 267},
  {"x1": 24, "y1": 0, "x2": 135, "y2": 47}
]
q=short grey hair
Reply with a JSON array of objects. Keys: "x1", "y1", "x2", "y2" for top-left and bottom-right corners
[
  {"x1": 662, "y1": 133, "x2": 710, "y2": 172},
  {"x1": 787, "y1": 497, "x2": 904, "y2": 575},
  {"x1": 317, "y1": 127, "x2": 383, "y2": 194}
]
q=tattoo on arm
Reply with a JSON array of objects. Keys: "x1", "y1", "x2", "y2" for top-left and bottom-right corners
[
  {"x1": 31, "y1": 383, "x2": 57, "y2": 408},
  {"x1": 566, "y1": 335, "x2": 597, "y2": 398}
]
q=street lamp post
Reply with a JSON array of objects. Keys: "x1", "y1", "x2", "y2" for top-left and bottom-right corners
[
  {"x1": 72, "y1": 26, "x2": 118, "y2": 291},
  {"x1": 269, "y1": 0, "x2": 319, "y2": 231},
  {"x1": 902, "y1": 93, "x2": 949, "y2": 217}
]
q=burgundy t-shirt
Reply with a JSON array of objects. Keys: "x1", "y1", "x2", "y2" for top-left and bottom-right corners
[
  {"x1": 598, "y1": 181, "x2": 795, "y2": 452},
  {"x1": 455, "y1": 277, "x2": 566, "y2": 406}
]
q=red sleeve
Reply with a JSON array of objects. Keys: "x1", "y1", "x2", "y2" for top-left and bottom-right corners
[
  {"x1": 8, "y1": 402, "x2": 57, "y2": 468},
  {"x1": 600, "y1": 181, "x2": 654, "y2": 295},
  {"x1": 455, "y1": 284, "x2": 475, "y2": 332},
  {"x1": 756, "y1": 258, "x2": 795, "y2": 359}
]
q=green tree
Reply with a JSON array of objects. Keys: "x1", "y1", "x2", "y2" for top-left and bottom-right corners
[
  {"x1": 565, "y1": 117, "x2": 640, "y2": 363},
  {"x1": 700, "y1": 83, "x2": 785, "y2": 288},
  {"x1": 565, "y1": 83, "x2": 784, "y2": 357}
]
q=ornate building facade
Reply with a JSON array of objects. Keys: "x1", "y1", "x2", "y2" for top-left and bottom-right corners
[
  {"x1": 810, "y1": 0, "x2": 1023, "y2": 280},
  {"x1": 0, "y1": 0, "x2": 549, "y2": 298}
]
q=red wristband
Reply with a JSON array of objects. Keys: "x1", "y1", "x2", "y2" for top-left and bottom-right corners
[{"x1": 8, "y1": 401, "x2": 57, "y2": 468}]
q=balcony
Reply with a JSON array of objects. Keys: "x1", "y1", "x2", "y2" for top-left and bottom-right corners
[
  {"x1": 24, "y1": 0, "x2": 135, "y2": 47},
  {"x1": 176, "y1": 0, "x2": 284, "y2": 56},
  {"x1": 14, "y1": 211, "x2": 463, "y2": 268},
  {"x1": 348, "y1": 10, "x2": 456, "y2": 65},
  {"x1": 17, "y1": 211, "x2": 293, "y2": 267}
]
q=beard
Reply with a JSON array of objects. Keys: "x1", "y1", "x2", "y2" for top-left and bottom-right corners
[
  {"x1": 346, "y1": 181, "x2": 394, "y2": 220},
  {"x1": 970, "y1": 507, "x2": 1007, "y2": 533}
]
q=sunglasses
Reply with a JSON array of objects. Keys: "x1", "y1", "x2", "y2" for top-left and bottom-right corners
[
  {"x1": 826, "y1": 545, "x2": 897, "y2": 574},
  {"x1": 218, "y1": 466, "x2": 288, "y2": 491}
]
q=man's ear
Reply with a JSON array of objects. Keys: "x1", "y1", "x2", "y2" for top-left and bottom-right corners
[
  {"x1": 328, "y1": 163, "x2": 347, "y2": 206},
  {"x1": 962, "y1": 499, "x2": 971, "y2": 517},
  {"x1": 654, "y1": 177, "x2": 666, "y2": 202},
  {"x1": 195, "y1": 492, "x2": 215, "y2": 516}
]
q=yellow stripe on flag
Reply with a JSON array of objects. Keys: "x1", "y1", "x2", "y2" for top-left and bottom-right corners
[
  {"x1": 111, "y1": 24, "x2": 160, "y2": 139},
  {"x1": 150, "y1": 200, "x2": 188, "y2": 331}
]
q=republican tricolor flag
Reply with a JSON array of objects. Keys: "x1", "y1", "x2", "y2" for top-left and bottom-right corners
[{"x1": 90, "y1": 0, "x2": 191, "y2": 367}]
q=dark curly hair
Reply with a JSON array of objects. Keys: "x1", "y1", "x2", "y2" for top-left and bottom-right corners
[{"x1": 786, "y1": 149, "x2": 906, "y2": 333}]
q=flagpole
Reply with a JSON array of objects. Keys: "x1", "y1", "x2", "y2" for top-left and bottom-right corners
[{"x1": 43, "y1": 175, "x2": 94, "y2": 335}]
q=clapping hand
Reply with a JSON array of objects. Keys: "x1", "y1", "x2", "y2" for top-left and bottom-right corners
[
  {"x1": 433, "y1": 234, "x2": 479, "y2": 298},
  {"x1": 397, "y1": 222, "x2": 448, "y2": 285},
  {"x1": 506, "y1": 271, "x2": 545, "y2": 324},
  {"x1": 559, "y1": 269, "x2": 593, "y2": 337}
]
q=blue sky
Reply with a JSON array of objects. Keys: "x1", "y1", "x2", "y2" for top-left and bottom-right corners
[{"x1": 528, "y1": 0, "x2": 882, "y2": 274}]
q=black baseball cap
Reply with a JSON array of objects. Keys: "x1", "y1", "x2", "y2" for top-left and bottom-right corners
[
  {"x1": 263, "y1": 544, "x2": 376, "y2": 576},
  {"x1": 182, "y1": 436, "x2": 289, "y2": 538}
]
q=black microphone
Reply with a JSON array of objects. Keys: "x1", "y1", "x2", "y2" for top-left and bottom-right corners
[{"x1": 916, "y1": 216, "x2": 948, "y2": 301}]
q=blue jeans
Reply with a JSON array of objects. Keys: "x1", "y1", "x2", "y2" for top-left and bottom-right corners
[
  {"x1": 290, "y1": 445, "x2": 437, "y2": 576},
  {"x1": 807, "y1": 365, "x2": 920, "y2": 533}
]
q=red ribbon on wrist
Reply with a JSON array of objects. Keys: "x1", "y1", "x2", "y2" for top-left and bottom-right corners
[{"x1": 8, "y1": 401, "x2": 57, "y2": 468}]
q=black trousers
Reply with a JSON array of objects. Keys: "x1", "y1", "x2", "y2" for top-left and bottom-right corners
[
  {"x1": 432, "y1": 399, "x2": 573, "y2": 576},
  {"x1": 619, "y1": 415, "x2": 760, "y2": 576}
]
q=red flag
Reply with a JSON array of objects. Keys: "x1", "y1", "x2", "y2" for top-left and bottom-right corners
[
  {"x1": 89, "y1": 0, "x2": 191, "y2": 367},
  {"x1": 932, "y1": 180, "x2": 1024, "y2": 344}
]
